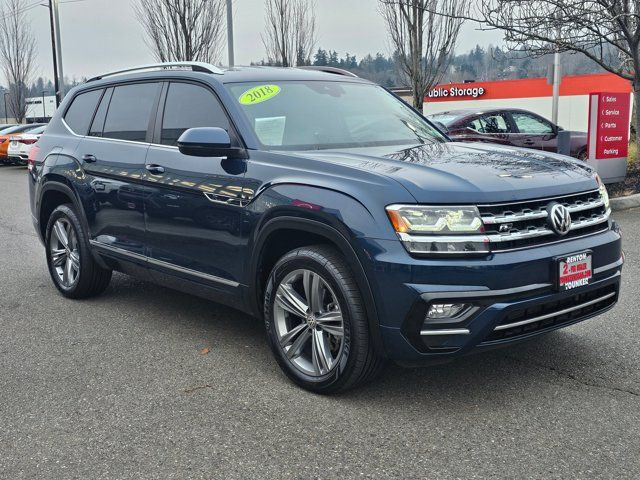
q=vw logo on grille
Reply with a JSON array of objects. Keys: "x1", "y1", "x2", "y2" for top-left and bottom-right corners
[{"x1": 547, "y1": 202, "x2": 572, "y2": 236}]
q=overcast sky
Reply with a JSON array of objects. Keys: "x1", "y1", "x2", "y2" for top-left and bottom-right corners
[{"x1": 28, "y1": 0, "x2": 503, "y2": 82}]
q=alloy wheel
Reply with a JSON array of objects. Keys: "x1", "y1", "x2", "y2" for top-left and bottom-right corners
[
  {"x1": 49, "y1": 218, "x2": 80, "y2": 288},
  {"x1": 273, "y1": 269, "x2": 345, "y2": 377}
]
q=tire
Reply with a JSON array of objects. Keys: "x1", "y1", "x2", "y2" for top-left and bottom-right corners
[
  {"x1": 45, "y1": 204, "x2": 112, "y2": 299},
  {"x1": 264, "y1": 245, "x2": 385, "y2": 393}
]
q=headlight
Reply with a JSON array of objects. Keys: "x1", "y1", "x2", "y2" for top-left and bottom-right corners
[
  {"x1": 386, "y1": 205, "x2": 484, "y2": 234},
  {"x1": 596, "y1": 174, "x2": 610, "y2": 210},
  {"x1": 386, "y1": 205, "x2": 489, "y2": 255}
]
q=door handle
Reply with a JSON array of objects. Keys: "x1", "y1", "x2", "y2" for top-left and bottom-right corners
[
  {"x1": 146, "y1": 164, "x2": 165, "y2": 175},
  {"x1": 82, "y1": 154, "x2": 97, "y2": 163}
]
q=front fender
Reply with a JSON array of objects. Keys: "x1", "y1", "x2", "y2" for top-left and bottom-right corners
[{"x1": 245, "y1": 184, "x2": 392, "y2": 356}]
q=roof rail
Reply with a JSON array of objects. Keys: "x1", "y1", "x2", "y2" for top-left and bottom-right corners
[
  {"x1": 298, "y1": 66, "x2": 359, "y2": 78},
  {"x1": 87, "y1": 62, "x2": 225, "y2": 82}
]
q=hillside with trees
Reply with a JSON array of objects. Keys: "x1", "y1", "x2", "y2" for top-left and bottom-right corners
[{"x1": 277, "y1": 45, "x2": 606, "y2": 89}]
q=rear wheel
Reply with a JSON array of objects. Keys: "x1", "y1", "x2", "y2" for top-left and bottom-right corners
[
  {"x1": 45, "y1": 204, "x2": 112, "y2": 299},
  {"x1": 264, "y1": 245, "x2": 385, "y2": 393}
]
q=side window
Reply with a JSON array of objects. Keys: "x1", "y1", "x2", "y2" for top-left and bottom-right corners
[
  {"x1": 161, "y1": 82, "x2": 230, "y2": 146},
  {"x1": 63, "y1": 89, "x2": 103, "y2": 135},
  {"x1": 511, "y1": 112, "x2": 554, "y2": 134},
  {"x1": 467, "y1": 113, "x2": 511, "y2": 134},
  {"x1": 102, "y1": 83, "x2": 160, "y2": 142},
  {"x1": 89, "y1": 88, "x2": 112, "y2": 137}
]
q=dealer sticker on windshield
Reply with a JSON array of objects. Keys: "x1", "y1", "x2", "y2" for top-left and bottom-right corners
[
  {"x1": 558, "y1": 252, "x2": 592, "y2": 291},
  {"x1": 239, "y1": 85, "x2": 281, "y2": 105}
]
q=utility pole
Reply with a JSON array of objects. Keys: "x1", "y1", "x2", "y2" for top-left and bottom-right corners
[
  {"x1": 226, "y1": 0, "x2": 234, "y2": 67},
  {"x1": 42, "y1": 91, "x2": 46, "y2": 120},
  {"x1": 52, "y1": 0, "x2": 65, "y2": 100},
  {"x1": 47, "y1": 0, "x2": 61, "y2": 107},
  {"x1": 3, "y1": 92, "x2": 8, "y2": 124},
  {"x1": 551, "y1": 51, "x2": 561, "y2": 125},
  {"x1": 551, "y1": 19, "x2": 561, "y2": 125}
]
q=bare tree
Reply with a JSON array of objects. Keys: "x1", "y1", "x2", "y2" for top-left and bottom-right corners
[
  {"x1": 469, "y1": 1, "x2": 640, "y2": 149},
  {"x1": 135, "y1": 0, "x2": 227, "y2": 64},
  {"x1": 262, "y1": 0, "x2": 317, "y2": 67},
  {"x1": 379, "y1": 0, "x2": 469, "y2": 110},
  {"x1": 0, "y1": 0, "x2": 36, "y2": 123}
]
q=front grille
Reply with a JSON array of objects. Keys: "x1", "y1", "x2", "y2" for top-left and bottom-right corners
[
  {"x1": 482, "y1": 284, "x2": 617, "y2": 343},
  {"x1": 478, "y1": 189, "x2": 609, "y2": 251}
]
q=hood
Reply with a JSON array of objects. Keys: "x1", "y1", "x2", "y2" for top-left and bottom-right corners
[{"x1": 295, "y1": 142, "x2": 597, "y2": 204}]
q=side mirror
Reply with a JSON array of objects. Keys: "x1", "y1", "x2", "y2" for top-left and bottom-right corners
[{"x1": 177, "y1": 127, "x2": 247, "y2": 159}]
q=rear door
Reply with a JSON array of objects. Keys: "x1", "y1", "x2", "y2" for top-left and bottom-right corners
[
  {"x1": 78, "y1": 82, "x2": 162, "y2": 257},
  {"x1": 142, "y1": 81, "x2": 247, "y2": 288},
  {"x1": 508, "y1": 111, "x2": 558, "y2": 152}
]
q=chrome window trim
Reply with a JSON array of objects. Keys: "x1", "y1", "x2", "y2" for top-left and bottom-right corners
[
  {"x1": 62, "y1": 115, "x2": 152, "y2": 147},
  {"x1": 494, "y1": 291, "x2": 616, "y2": 331},
  {"x1": 89, "y1": 240, "x2": 240, "y2": 288}
]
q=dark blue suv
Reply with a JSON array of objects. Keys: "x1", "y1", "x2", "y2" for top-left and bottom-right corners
[{"x1": 28, "y1": 63, "x2": 622, "y2": 393}]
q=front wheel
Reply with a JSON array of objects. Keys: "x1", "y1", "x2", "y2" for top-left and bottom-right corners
[{"x1": 264, "y1": 245, "x2": 385, "y2": 393}]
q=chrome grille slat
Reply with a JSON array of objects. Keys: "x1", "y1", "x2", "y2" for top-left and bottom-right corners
[
  {"x1": 481, "y1": 197, "x2": 604, "y2": 225},
  {"x1": 493, "y1": 291, "x2": 616, "y2": 331},
  {"x1": 477, "y1": 189, "x2": 609, "y2": 251},
  {"x1": 396, "y1": 189, "x2": 610, "y2": 254},
  {"x1": 399, "y1": 209, "x2": 610, "y2": 245}
]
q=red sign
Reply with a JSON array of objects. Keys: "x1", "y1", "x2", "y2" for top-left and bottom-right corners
[{"x1": 588, "y1": 92, "x2": 631, "y2": 160}]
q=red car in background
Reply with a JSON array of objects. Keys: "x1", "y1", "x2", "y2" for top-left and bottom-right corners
[{"x1": 427, "y1": 108, "x2": 588, "y2": 160}]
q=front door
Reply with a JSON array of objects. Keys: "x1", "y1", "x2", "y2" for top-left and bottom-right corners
[
  {"x1": 142, "y1": 81, "x2": 247, "y2": 288},
  {"x1": 462, "y1": 112, "x2": 514, "y2": 146},
  {"x1": 80, "y1": 82, "x2": 162, "y2": 257},
  {"x1": 509, "y1": 111, "x2": 558, "y2": 153}
]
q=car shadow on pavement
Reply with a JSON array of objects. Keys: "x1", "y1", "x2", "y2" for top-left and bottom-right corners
[{"x1": 92, "y1": 273, "x2": 610, "y2": 404}]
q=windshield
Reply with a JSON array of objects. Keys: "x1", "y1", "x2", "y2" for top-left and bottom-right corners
[
  {"x1": 427, "y1": 113, "x2": 463, "y2": 126},
  {"x1": 227, "y1": 81, "x2": 446, "y2": 150}
]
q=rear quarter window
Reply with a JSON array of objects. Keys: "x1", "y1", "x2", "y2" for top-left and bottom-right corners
[{"x1": 63, "y1": 89, "x2": 103, "y2": 135}]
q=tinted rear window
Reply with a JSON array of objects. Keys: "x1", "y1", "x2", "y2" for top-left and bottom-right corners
[
  {"x1": 64, "y1": 89, "x2": 103, "y2": 135},
  {"x1": 102, "y1": 83, "x2": 160, "y2": 142}
]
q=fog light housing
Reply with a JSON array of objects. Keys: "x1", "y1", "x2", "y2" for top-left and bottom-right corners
[{"x1": 427, "y1": 303, "x2": 469, "y2": 319}]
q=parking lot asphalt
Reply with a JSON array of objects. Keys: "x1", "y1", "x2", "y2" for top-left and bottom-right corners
[{"x1": 0, "y1": 165, "x2": 638, "y2": 479}]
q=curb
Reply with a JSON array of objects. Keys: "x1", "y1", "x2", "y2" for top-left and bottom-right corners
[{"x1": 611, "y1": 193, "x2": 640, "y2": 212}]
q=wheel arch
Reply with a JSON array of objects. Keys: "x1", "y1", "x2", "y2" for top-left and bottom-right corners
[
  {"x1": 249, "y1": 216, "x2": 386, "y2": 356},
  {"x1": 38, "y1": 181, "x2": 83, "y2": 240}
]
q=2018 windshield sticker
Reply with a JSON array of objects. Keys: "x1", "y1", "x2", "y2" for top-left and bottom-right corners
[{"x1": 239, "y1": 85, "x2": 281, "y2": 105}]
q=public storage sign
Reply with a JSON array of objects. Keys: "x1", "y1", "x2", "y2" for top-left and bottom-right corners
[
  {"x1": 588, "y1": 92, "x2": 631, "y2": 183},
  {"x1": 427, "y1": 86, "x2": 486, "y2": 99}
]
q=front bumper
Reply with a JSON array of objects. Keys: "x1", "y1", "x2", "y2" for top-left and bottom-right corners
[{"x1": 357, "y1": 224, "x2": 623, "y2": 365}]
